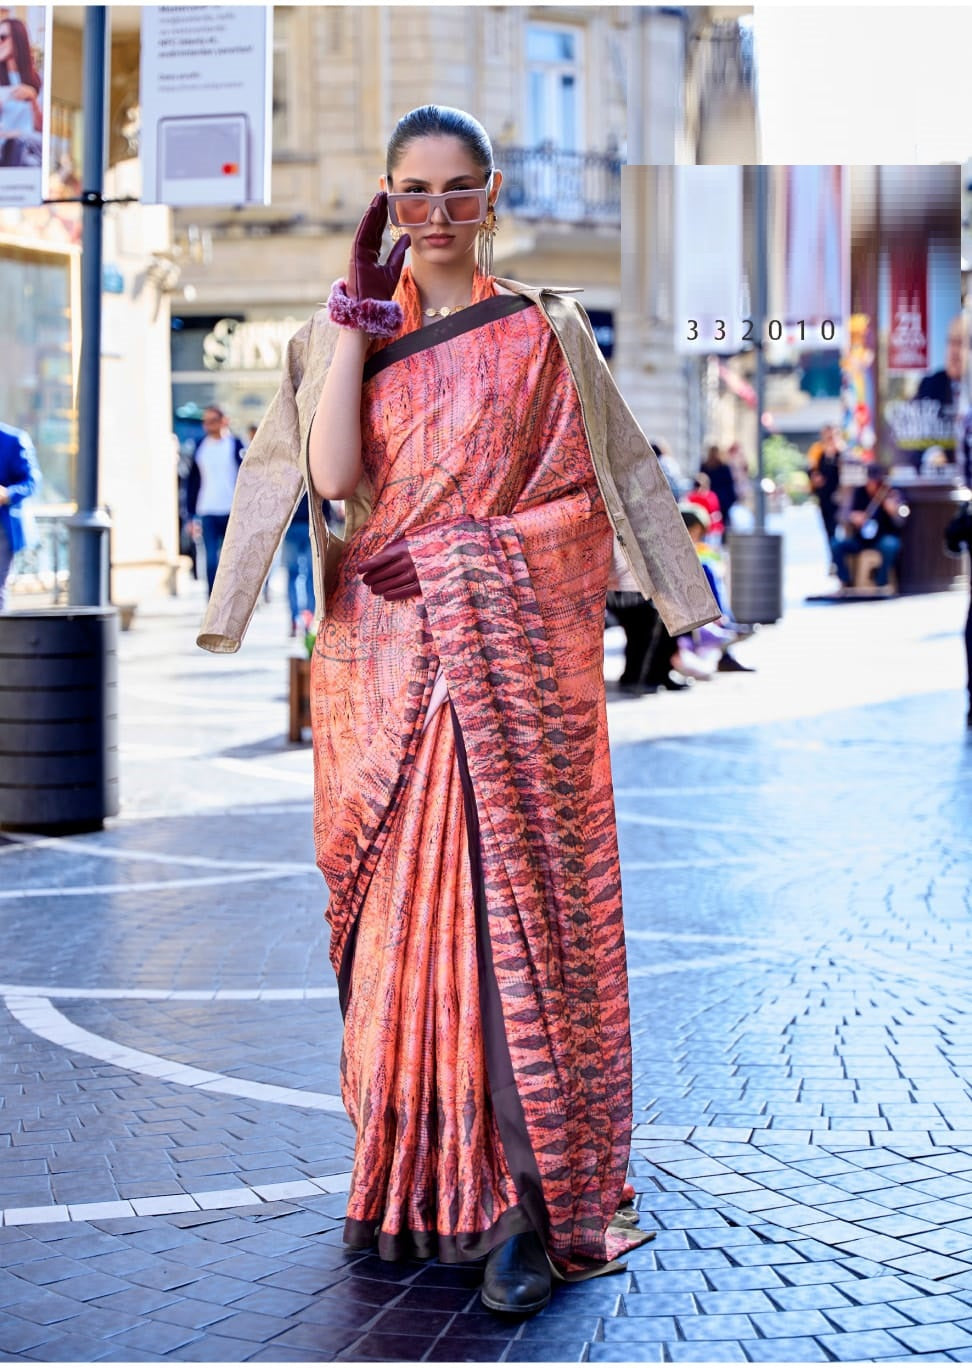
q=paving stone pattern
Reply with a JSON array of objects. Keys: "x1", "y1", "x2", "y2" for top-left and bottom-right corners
[{"x1": 2, "y1": 558, "x2": 972, "y2": 1359}]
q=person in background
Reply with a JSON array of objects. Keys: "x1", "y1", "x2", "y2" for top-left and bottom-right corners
[
  {"x1": 283, "y1": 492, "x2": 315, "y2": 637},
  {"x1": 186, "y1": 405, "x2": 245, "y2": 597},
  {"x1": 916, "y1": 316, "x2": 968, "y2": 473},
  {"x1": 701, "y1": 444, "x2": 737, "y2": 525},
  {"x1": 0, "y1": 421, "x2": 40, "y2": 610},
  {"x1": 686, "y1": 472, "x2": 724, "y2": 543},
  {"x1": 944, "y1": 498, "x2": 972, "y2": 729},
  {"x1": 649, "y1": 437, "x2": 687, "y2": 501},
  {"x1": 725, "y1": 439, "x2": 752, "y2": 512},
  {"x1": 807, "y1": 424, "x2": 843, "y2": 567},
  {"x1": 678, "y1": 504, "x2": 755, "y2": 674},
  {"x1": 831, "y1": 462, "x2": 906, "y2": 592}
]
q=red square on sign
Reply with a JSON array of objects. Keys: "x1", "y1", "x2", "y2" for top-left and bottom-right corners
[{"x1": 222, "y1": 163, "x2": 239, "y2": 175}]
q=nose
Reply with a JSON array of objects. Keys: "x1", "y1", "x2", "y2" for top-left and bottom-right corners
[{"x1": 429, "y1": 201, "x2": 449, "y2": 226}]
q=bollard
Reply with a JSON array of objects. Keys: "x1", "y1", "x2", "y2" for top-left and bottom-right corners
[{"x1": 0, "y1": 606, "x2": 119, "y2": 834}]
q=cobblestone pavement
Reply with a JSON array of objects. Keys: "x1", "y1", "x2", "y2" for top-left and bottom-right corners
[{"x1": 2, "y1": 505, "x2": 972, "y2": 1361}]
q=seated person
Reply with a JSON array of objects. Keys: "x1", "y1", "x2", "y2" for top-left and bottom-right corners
[{"x1": 831, "y1": 463, "x2": 906, "y2": 590}]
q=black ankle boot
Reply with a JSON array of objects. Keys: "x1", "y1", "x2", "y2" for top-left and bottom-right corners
[{"x1": 481, "y1": 1230, "x2": 552, "y2": 1314}]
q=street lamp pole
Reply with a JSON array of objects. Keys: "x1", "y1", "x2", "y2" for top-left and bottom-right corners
[{"x1": 67, "y1": 5, "x2": 111, "y2": 607}]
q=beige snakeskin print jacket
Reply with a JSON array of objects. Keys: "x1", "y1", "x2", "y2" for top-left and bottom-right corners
[{"x1": 197, "y1": 277, "x2": 719, "y2": 653}]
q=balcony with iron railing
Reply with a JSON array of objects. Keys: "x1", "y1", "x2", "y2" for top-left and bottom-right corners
[{"x1": 497, "y1": 145, "x2": 622, "y2": 226}]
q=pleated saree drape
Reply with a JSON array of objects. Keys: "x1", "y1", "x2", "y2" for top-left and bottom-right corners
[{"x1": 310, "y1": 268, "x2": 649, "y2": 1278}]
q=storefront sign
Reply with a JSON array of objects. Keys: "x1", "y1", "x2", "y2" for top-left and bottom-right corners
[
  {"x1": 0, "y1": 6, "x2": 51, "y2": 209},
  {"x1": 140, "y1": 6, "x2": 272, "y2": 208},
  {"x1": 202, "y1": 317, "x2": 301, "y2": 372}
]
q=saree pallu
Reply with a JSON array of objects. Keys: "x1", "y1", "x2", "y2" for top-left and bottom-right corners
[{"x1": 310, "y1": 270, "x2": 648, "y2": 1277}]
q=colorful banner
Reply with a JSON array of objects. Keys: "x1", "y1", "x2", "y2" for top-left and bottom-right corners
[
  {"x1": 840, "y1": 313, "x2": 877, "y2": 462},
  {"x1": 0, "y1": 6, "x2": 51, "y2": 209},
  {"x1": 887, "y1": 239, "x2": 929, "y2": 373},
  {"x1": 140, "y1": 6, "x2": 273, "y2": 208}
]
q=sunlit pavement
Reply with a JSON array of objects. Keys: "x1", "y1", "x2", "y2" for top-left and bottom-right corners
[{"x1": 1, "y1": 503, "x2": 971, "y2": 1362}]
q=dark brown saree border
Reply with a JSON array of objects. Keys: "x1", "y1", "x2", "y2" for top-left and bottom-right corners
[
  {"x1": 448, "y1": 700, "x2": 551, "y2": 1248},
  {"x1": 363, "y1": 295, "x2": 533, "y2": 383}
]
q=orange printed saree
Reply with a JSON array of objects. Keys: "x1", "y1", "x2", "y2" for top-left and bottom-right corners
[{"x1": 310, "y1": 268, "x2": 648, "y2": 1277}]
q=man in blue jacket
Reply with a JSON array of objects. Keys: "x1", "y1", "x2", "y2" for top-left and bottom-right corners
[{"x1": 0, "y1": 422, "x2": 40, "y2": 610}]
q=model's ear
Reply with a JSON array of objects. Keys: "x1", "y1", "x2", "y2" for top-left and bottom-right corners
[
  {"x1": 488, "y1": 168, "x2": 504, "y2": 207},
  {"x1": 379, "y1": 175, "x2": 388, "y2": 193}
]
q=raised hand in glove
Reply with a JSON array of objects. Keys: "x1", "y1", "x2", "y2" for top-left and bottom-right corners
[
  {"x1": 359, "y1": 538, "x2": 421, "y2": 602},
  {"x1": 328, "y1": 193, "x2": 410, "y2": 336}
]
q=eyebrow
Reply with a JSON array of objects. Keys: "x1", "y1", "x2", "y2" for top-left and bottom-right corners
[{"x1": 396, "y1": 175, "x2": 481, "y2": 190}]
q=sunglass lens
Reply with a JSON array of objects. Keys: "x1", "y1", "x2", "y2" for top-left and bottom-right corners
[
  {"x1": 396, "y1": 196, "x2": 431, "y2": 226},
  {"x1": 446, "y1": 193, "x2": 484, "y2": 223}
]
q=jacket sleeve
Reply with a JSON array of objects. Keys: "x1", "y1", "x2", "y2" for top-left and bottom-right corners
[
  {"x1": 546, "y1": 295, "x2": 719, "y2": 635},
  {"x1": 196, "y1": 322, "x2": 314, "y2": 653}
]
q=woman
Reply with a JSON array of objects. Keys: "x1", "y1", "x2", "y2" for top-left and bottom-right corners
[
  {"x1": 199, "y1": 106, "x2": 716, "y2": 1313},
  {"x1": 0, "y1": 17, "x2": 42, "y2": 169}
]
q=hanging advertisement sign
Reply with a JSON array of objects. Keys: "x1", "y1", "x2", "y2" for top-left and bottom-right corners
[
  {"x1": 887, "y1": 239, "x2": 929, "y2": 373},
  {"x1": 0, "y1": 6, "x2": 51, "y2": 209},
  {"x1": 672, "y1": 166, "x2": 746, "y2": 355},
  {"x1": 140, "y1": 6, "x2": 272, "y2": 208},
  {"x1": 781, "y1": 165, "x2": 848, "y2": 349}
]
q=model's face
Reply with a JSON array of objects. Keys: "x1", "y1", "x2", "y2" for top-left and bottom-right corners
[{"x1": 383, "y1": 135, "x2": 501, "y2": 269}]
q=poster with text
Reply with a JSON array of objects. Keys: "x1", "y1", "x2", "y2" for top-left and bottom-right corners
[
  {"x1": 140, "y1": 6, "x2": 272, "y2": 208},
  {"x1": 0, "y1": 6, "x2": 51, "y2": 209}
]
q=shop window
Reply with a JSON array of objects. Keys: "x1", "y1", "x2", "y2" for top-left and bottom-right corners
[
  {"x1": 0, "y1": 246, "x2": 75, "y2": 505},
  {"x1": 525, "y1": 22, "x2": 583, "y2": 151}
]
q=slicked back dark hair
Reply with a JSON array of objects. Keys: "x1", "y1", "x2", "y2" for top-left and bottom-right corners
[{"x1": 386, "y1": 105, "x2": 493, "y2": 184}]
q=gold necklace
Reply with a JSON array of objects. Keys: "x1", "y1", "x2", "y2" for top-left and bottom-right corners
[{"x1": 423, "y1": 302, "x2": 468, "y2": 318}]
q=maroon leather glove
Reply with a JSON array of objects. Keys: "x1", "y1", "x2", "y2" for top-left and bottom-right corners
[
  {"x1": 359, "y1": 538, "x2": 421, "y2": 602},
  {"x1": 347, "y1": 193, "x2": 410, "y2": 302},
  {"x1": 327, "y1": 194, "x2": 410, "y2": 335}
]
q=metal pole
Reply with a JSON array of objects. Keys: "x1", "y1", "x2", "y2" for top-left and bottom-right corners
[
  {"x1": 753, "y1": 163, "x2": 768, "y2": 531},
  {"x1": 67, "y1": 5, "x2": 111, "y2": 606}
]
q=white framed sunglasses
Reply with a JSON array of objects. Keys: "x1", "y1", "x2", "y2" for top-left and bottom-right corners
[{"x1": 386, "y1": 183, "x2": 492, "y2": 228}]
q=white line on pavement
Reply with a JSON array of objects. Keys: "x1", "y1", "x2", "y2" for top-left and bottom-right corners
[
  {"x1": 0, "y1": 835, "x2": 308, "y2": 873},
  {"x1": 212, "y1": 757, "x2": 314, "y2": 786},
  {"x1": 628, "y1": 950, "x2": 788, "y2": 977},
  {"x1": 0, "y1": 1171, "x2": 354, "y2": 1227},
  {"x1": 615, "y1": 810, "x2": 756, "y2": 835},
  {"x1": 5, "y1": 996, "x2": 346, "y2": 1113},
  {"x1": 0, "y1": 985, "x2": 338, "y2": 1000},
  {"x1": 622, "y1": 855, "x2": 761, "y2": 871},
  {"x1": 0, "y1": 869, "x2": 319, "y2": 899}
]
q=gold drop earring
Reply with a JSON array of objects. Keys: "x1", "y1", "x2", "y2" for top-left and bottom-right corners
[
  {"x1": 390, "y1": 225, "x2": 405, "y2": 243},
  {"x1": 477, "y1": 204, "x2": 497, "y2": 277}
]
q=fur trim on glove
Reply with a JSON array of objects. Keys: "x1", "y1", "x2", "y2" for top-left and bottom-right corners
[{"x1": 327, "y1": 279, "x2": 403, "y2": 337}]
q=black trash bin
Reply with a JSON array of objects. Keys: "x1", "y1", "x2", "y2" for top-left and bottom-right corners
[
  {"x1": 0, "y1": 607, "x2": 119, "y2": 834},
  {"x1": 727, "y1": 529, "x2": 784, "y2": 625}
]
